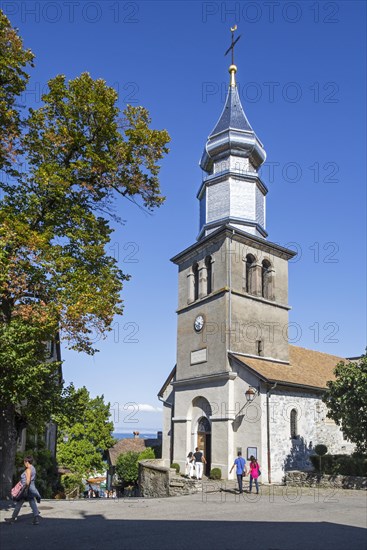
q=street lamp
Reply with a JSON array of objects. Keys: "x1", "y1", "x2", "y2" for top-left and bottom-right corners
[{"x1": 245, "y1": 386, "x2": 259, "y2": 403}]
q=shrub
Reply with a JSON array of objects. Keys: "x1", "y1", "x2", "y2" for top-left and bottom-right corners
[
  {"x1": 310, "y1": 454, "x2": 367, "y2": 476},
  {"x1": 314, "y1": 444, "x2": 328, "y2": 456},
  {"x1": 170, "y1": 463, "x2": 180, "y2": 474},
  {"x1": 313, "y1": 445, "x2": 328, "y2": 472},
  {"x1": 116, "y1": 447, "x2": 156, "y2": 484},
  {"x1": 60, "y1": 473, "x2": 84, "y2": 496},
  {"x1": 138, "y1": 448, "x2": 155, "y2": 461},
  {"x1": 116, "y1": 451, "x2": 140, "y2": 484},
  {"x1": 209, "y1": 468, "x2": 221, "y2": 480}
]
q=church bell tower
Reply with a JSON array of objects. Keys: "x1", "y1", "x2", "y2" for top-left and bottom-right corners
[{"x1": 163, "y1": 29, "x2": 296, "y2": 476}]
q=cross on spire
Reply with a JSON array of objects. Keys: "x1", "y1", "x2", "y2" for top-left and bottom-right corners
[{"x1": 224, "y1": 25, "x2": 241, "y2": 66}]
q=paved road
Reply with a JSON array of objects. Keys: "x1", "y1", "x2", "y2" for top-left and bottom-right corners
[{"x1": 1, "y1": 485, "x2": 366, "y2": 550}]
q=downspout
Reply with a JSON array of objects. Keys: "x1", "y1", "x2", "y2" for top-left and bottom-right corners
[{"x1": 266, "y1": 382, "x2": 277, "y2": 484}]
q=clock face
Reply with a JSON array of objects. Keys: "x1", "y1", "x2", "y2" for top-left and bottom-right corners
[{"x1": 194, "y1": 315, "x2": 205, "y2": 332}]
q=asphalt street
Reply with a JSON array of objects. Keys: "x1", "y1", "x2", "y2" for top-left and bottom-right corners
[{"x1": 1, "y1": 484, "x2": 366, "y2": 550}]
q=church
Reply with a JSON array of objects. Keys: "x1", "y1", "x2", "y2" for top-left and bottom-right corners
[{"x1": 158, "y1": 39, "x2": 353, "y2": 484}]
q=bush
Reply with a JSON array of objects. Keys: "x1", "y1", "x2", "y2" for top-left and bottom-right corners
[
  {"x1": 310, "y1": 454, "x2": 367, "y2": 476},
  {"x1": 314, "y1": 444, "x2": 328, "y2": 456},
  {"x1": 116, "y1": 451, "x2": 140, "y2": 484},
  {"x1": 116, "y1": 447, "x2": 156, "y2": 484},
  {"x1": 209, "y1": 468, "x2": 221, "y2": 480},
  {"x1": 60, "y1": 473, "x2": 84, "y2": 496},
  {"x1": 170, "y1": 463, "x2": 180, "y2": 474},
  {"x1": 138, "y1": 448, "x2": 155, "y2": 461}
]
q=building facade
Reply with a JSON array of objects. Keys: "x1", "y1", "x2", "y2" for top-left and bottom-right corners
[{"x1": 158, "y1": 60, "x2": 353, "y2": 483}]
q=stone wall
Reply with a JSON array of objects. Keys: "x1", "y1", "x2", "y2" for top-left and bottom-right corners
[
  {"x1": 284, "y1": 470, "x2": 366, "y2": 490},
  {"x1": 268, "y1": 391, "x2": 354, "y2": 483},
  {"x1": 139, "y1": 459, "x2": 201, "y2": 498}
]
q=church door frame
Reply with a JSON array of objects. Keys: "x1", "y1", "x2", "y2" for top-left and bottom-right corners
[{"x1": 196, "y1": 416, "x2": 211, "y2": 477}]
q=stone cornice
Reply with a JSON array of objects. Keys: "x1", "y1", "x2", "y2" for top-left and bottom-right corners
[
  {"x1": 176, "y1": 288, "x2": 290, "y2": 314},
  {"x1": 229, "y1": 350, "x2": 290, "y2": 365},
  {"x1": 231, "y1": 289, "x2": 291, "y2": 311},
  {"x1": 170, "y1": 225, "x2": 296, "y2": 264},
  {"x1": 173, "y1": 371, "x2": 237, "y2": 388},
  {"x1": 197, "y1": 217, "x2": 268, "y2": 241}
]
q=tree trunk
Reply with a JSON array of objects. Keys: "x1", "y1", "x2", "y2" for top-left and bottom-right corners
[{"x1": 0, "y1": 404, "x2": 18, "y2": 499}]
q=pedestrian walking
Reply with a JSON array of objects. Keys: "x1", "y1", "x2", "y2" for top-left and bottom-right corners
[
  {"x1": 193, "y1": 447, "x2": 206, "y2": 480},
  {"x1": 229, "y1": 451, "x2": 246, "y2": 493},
  {"x1": 5, "y1": 455, "x2": 41, "y2": 525},
  {"x1": 249, "y1": 455, "x2": 261, "y2": 494}
]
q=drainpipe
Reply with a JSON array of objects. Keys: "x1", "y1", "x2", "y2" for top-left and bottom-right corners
[{"x1": 266, "y1": 382, "x2": 277, "y2": 484}]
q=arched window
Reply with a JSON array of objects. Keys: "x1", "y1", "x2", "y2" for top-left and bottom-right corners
[
  {"x1": 262, "y1": 259, "x2": 272, "y2": 300},
  {"x1": 193, "y1": 263, "x2": 199, "y2": 301},
  {"x1": 290, "y1": 409, "x2": 298, "y2": 439},
  {"x1": 197, "y1": 416, "x2": 211, "y2": 433},
  {"x1": 205, "y1": 256, "x2": 212, "y2": 295},
  {"x1": 246, "y1": 254, "x2": 256, "y2": 293}
]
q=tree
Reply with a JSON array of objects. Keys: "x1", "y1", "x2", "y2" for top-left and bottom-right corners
[
  {"x1": 323, "y1": 355, "x2": 367, "y2": 453},
  {"x1": 115, "y1": 448, "x2": 155, "y2": 485},
  {"x1": 0, "y1": 13, "x2": 170, "y2": 498},
  {"x1": 0, "y1": 11, "x2": 34, "y2": 174},
  {"x1": 55, "y1": 384, "x2": 115, "y2": 476}
]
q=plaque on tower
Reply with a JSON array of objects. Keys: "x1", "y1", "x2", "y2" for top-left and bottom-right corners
[{"x1": 190, "y1": 348, "x2": 207, "y2": 365}]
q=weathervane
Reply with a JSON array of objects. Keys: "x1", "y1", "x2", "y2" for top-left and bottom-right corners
[{"x1": 224, "y1": 25, "x2": 241, "y2": 66}]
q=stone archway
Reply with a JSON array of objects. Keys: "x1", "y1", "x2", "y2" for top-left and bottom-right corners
[{"x1": 188, "y1": 396, "x2": 212, "y2": 477}]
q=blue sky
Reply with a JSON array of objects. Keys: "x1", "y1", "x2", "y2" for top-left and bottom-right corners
[{"x1": 5, "y1": 1, "x2": 366, "y2": 432}]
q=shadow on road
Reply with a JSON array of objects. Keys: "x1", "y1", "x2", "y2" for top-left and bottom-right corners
[{"x1": 1, "y1": 513, "x2": 366, "y2": 550}]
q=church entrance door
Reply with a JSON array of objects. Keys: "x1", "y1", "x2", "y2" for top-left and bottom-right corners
[{"x1": 197, "y1": 417, "x2": 211, "y2": 476}]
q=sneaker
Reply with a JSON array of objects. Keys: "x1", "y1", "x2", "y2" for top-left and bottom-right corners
[
  {"x1": 36, "y1": 497, "x2": 41, "y2": 503},
  {"x1": 4, "y1": 518, "x2": 15, "y2": 524},
  {"x1": 32, "y1": 517, "x2": 39, "y2": 525}
]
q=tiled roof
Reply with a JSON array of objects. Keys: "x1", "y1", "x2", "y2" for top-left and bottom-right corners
[
  {"x1": 107, "y1": 437, "x2": 161, "y2": 466},
  {"x1": 211, "y1": 84, "x2": 253, "y2": 136},
  {"x1": 230, "y1": 345, "x2": 345, "y2": 390}
]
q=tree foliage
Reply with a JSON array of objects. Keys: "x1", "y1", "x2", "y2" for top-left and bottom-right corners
[
  {"x1": 16, "y1": 444, "x2": 57, "y2": 499},
  {"x1": 0, "y1": 11, "x2": 34, "y2": 173},
  {"x1": 115, "y1": 447, "x2": 155, "y2": 484},
  {"x1": 55, "y1": 384, "x2": 115, "y2": 476},
  {"x1": 323, "y1": 355, "x2": 367, "y2": 453},
  {"x1": 0, "y1": 11, "x2": 169, "y2": 498}
]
